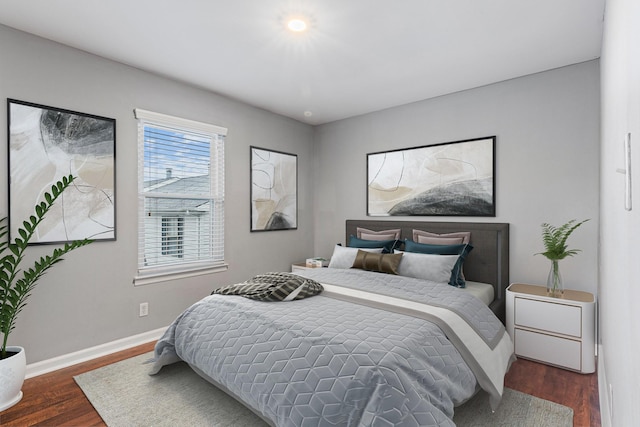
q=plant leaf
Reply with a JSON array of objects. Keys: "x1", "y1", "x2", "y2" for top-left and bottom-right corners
[
  {"x1": 0, "y1": 174, "x2": 92, "y2": 356},
  {"x1": 536, "y1": 219, "x2": 589, "y2": 260}
]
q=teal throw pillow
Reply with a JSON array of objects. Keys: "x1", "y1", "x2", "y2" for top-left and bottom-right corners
[{"x1": 348, "y1": 235, "x2": 401, "y2": 254}]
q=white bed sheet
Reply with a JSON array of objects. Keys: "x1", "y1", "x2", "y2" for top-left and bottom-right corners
[{"x1": 463, "y1": 281, "x2": 495, "y2": 306}]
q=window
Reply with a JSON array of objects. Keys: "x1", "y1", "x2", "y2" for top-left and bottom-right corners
[
  {"x1": 134, "y1": 109, "x2": 227, "y2": 284},
  {"x1": 161, "y1": 216, "x2": 184, "y2": 258}
]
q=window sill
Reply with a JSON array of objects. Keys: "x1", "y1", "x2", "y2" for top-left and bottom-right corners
[{"x1": 133, "y1": 263, "x2": 228, "y2": 286}]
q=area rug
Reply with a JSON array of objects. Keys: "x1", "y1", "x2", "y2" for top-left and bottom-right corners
[{"x1": 74, "y1": 352, "x2": 573, "y2": 427}]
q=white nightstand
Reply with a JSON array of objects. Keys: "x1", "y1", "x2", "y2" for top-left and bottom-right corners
[
  {"x1": 506, "y1": 283, "x2": 596, "y2": 373},
  {"x1": 291, "y1": 263, "x2": 325, "y2": 273}
]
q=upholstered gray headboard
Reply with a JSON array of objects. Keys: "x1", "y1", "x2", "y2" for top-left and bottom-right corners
[{"x1": 345, "y1": 220, "x2": 510, "y2": 323}]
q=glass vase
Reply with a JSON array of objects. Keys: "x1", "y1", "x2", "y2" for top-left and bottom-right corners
[{"x1": 547, "y1": 259, "x2": 564, "y2": 297}]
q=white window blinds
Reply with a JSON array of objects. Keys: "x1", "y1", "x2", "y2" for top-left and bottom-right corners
[{"x1": 134, "y1": 109, "x2": 226, "y2": 280}]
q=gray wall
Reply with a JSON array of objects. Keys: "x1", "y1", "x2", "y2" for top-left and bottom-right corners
[
  {"x1": 313, "y1": 61, "x2": 601, "y2": 296},
  {"x1": 599, "y1": 0, "x2": 640, "y2": 425},
  {"x1": 0, "y1": 25, "x2": 315, "y2": 364}
]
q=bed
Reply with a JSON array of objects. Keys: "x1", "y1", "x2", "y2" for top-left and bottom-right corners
[{"x1": 151, "y1": 220, "x2": 514, "y2": 427}]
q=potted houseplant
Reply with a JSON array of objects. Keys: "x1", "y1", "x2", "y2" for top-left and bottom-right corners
[
  {"x1": 536, "y1": 219, "x2": 589, "y2": 297},
  {"x1": 0, "y1": 175, "x2": 93, "y2": 411}
]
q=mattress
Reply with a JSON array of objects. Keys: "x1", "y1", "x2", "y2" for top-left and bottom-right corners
[
  {"x1": 463, "y1": 280, "x2": 495, "y2": 306},
  {"x1": 151, "y1": 268, "x2": 514, "y2": 426}
]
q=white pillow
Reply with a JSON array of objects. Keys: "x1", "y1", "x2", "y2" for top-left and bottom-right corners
[
  {"x1": 395, "y1": 250, "x2": 459, "y2": 283},
  {"x1": 328, "y1": 245, "x2": 383, "y2": 269}
]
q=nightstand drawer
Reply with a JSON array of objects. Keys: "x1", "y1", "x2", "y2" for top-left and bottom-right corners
[
  {"x1": 515, "y1": 329, "x2": 581, "y2": 371},
  {"x1": 515, "y1": 297, "x2": 581, "y2": 337}
]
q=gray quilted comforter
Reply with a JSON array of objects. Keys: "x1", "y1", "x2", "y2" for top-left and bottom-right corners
[{"x1": 151, "y1": 268, "x2": 514, "y2": 426}]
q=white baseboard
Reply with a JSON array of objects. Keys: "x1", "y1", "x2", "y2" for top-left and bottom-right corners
[
  {"x1": 598, "y1": 344, "x2": 612, "y2": 427},
  {"x1": 25, "y1": 327, "x2": 167, "y2": 379}
]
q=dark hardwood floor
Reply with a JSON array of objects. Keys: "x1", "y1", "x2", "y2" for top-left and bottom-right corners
[
  {"x1": 504, "y1": 357, "x2": 601, "y2": 427},
  {"x1": 0, "y1": 342, "x2": 156, "y2": 427},
  {"x1": 0, "y1": 343, "x2": 600, "y2": 426}
]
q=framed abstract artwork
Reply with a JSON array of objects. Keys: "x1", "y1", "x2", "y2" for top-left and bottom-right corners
[
  {"x1": 250, "y1": 146, "x2": 297, "y2": 231},
  {"x1": 367, "y1": 136, "x2": 496, "y2": 217},
  {"x1": 8, "y1": 99, "x2": 116, "y2": 243}
]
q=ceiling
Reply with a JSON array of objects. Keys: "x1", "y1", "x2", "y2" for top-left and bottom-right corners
[{"x1": 0, "y1": 0, "x2": 605, "y2": 125}]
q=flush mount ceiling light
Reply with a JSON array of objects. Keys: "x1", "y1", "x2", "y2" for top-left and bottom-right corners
[{"x1": 287, "y1": 18, "x2": 307, "y2": 32}]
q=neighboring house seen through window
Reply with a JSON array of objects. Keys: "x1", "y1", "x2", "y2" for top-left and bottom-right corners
[
  {"x1": 161, "y1": 216, "x2": 184, "y2": 258},
  {"x1": 134, "y1": 109, "x2": 227, "y2": 285}
]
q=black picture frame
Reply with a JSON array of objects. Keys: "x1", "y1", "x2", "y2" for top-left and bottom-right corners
[
  {"x1": 250, "y1": 146, "x2": 298, "y2": 231},
  {"x1": 367, "y1": 136, "x2": 496, "y2": 217},
  {"x1": 8, "y1": 99, "x2": 116, "y2": 243}
]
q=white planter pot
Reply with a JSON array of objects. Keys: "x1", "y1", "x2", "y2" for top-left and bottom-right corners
[{"x1": 0, "y1": 346, "x2": 26, "y2": 412}]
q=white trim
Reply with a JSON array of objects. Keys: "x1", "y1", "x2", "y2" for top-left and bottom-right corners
[
  {"x1": 134, "y1": 263, "x2": 228, "y2": 286},
  {"x1": 25, "y1": 327, "x2": 167, "y2": 379},
  {"x1": 598, "y1": 344, "x2": 611, "y2": 427},
  {"x1": 133, "y1": 108, "x2": 227, "y2": 136}
]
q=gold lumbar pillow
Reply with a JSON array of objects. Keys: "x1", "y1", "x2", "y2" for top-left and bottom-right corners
[{"x1": 351, "y1": 250, "x2": 403, "y2": 275}]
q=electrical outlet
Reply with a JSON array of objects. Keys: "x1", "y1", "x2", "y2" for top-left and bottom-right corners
[{"x1": 139, "y1": 302, "x2": 149, "y2": 317}]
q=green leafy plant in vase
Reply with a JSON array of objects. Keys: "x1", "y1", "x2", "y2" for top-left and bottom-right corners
[
  {"x1": 0, "y1": 175, "x2": 93, "y2": 411},
  {"x1": 536, "y1": 219, "x2": 589, "y2": 297}
]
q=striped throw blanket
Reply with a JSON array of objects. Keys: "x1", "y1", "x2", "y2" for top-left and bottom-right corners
[{"x1": 212, "y1": 272, "x2": 323, "y2": 302}]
